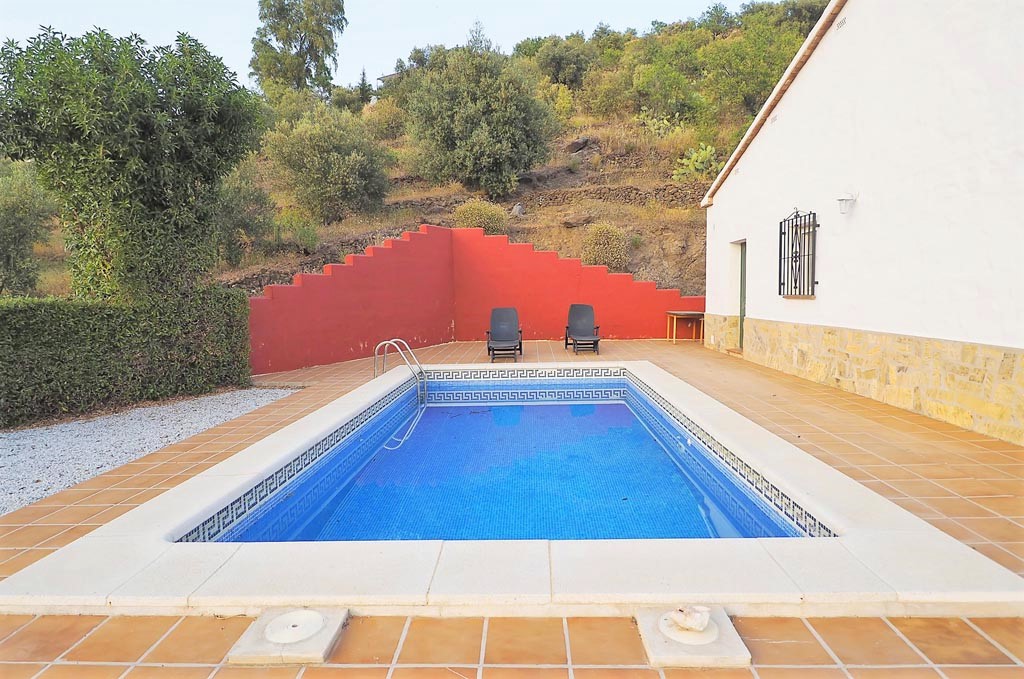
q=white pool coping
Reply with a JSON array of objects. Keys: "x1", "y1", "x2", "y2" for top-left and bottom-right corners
[{"x1": 1, "y1": 361, "x2": 1022, "y2": 618}]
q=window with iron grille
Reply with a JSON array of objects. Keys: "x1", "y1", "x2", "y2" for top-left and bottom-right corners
[{"x1": 778, "y1": 210, "x2": 819, "y2": 297}]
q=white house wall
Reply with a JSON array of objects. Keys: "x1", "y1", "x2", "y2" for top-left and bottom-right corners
[{"x1": 705, "y1": 0, "x2": 1024, "y2": 350}]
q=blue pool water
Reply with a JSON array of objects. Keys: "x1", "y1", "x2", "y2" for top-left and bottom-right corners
[{"x1": 217, "y1": 379, "x2": 800, "y2": 541}]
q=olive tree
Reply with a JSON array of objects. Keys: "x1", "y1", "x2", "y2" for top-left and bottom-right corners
[
  {"x1": 405, "y1": 47, "x2": 556, "y2": 198},
  {"x1": 0, "y1": 29, "x2": 262, "y2": 299},
  {"x1": 264, "y1": 104, "x2": 392, "y2": 224}
]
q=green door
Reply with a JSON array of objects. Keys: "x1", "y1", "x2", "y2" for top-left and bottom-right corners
[{"x1": 739, "y1": 242, "x2": 747, "y2": 349}]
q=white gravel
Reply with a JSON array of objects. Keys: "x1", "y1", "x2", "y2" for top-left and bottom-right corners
[{"x1": 0, "y1": 388, "x2": 297, "y2": 515}]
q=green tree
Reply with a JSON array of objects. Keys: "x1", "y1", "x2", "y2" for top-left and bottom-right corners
[
  {"x1": 0, "y1": 29, "x2": 262, "y2": 299},
  {"x1": 357, "y1": 68, "x2": 373, "y2": 103},
  {"x1": 264, "y1": 104, "x2": 392, "y2": 224},
  {"x1": 535, "y1": 34, "x2": 593, "y2": 89},
  {"x1": 250, "y1": 0, "x2": 348, "y2": 94},
  {"x1": 698, "y1": 3, "x2": 740, "y2": 36},
  {"x1": 0, "y1": 159, "x2": 56, "y2": 295},
  {"x1": 211, "y1": 157, "x2": 276, "y2": 266},
  {"x1": 405, "y1": 47, "x2": 557, "y2": 198},
  {"x1": 698, "y1": 12, "x2": 805, "y2": 116}
]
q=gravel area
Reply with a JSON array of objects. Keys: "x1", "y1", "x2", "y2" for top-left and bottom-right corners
[{"x1": 0, "y1": 388, "x2": 297, "y2": 515}]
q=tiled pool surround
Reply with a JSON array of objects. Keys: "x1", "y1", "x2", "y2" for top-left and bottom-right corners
[{"x1": 0, "y1": 361, "x2": 1021, "y2": 618}]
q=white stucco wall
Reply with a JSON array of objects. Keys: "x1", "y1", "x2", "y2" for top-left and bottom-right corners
[{"x1": 705, "y1": 0, "x2": 1024, "y2": 349}]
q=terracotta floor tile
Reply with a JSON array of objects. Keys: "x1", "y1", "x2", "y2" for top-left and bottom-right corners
[
  {"x1": 663, "y1": 670, "x2": 755, "y2": 678},
  {"x1": 957, "y1": 518, "x2": 1024, "y2": 542},
  {"x1": 809, "y1": 617, "x2": 922, "y2": 665},
  {"x1": 65, "y1": 616, "x2": 178, "y2": 662},
  {"x1": 485, "y1": 617, "x2": 567, "y2": 665},
  {"x1": 391, "y1": 669, "x2": 478, "y2": 679},
  {"x1": 328, "y1": 616, "x2": 406, "y2": 664},
  {"x1": 31, "y1": 504, "x2": 108, "y2": 525},
  {"x1": 37, "y1": 525, "x2": 96, "y2": 549},
  {"x1": 0, "y1": 615, "x2": 106, "y2": 661},
  {"x1": 889, "y1": 617, "x2": 1013, "y2": 665},
  {"x1": 0, "y1": 664, "x2": 47, "y2": 678},
  {"x1": 969, "y1": 618, "x2": 1024, "y2": 660},
  {"x1": 305, "y1": 669, "x2": 390, "y2": 679},
  {"x1": 846, "y1": 670, "x2": 941, "y2": 678},
  {"x1": 571, "y1": 671, "x2": 659, "y2": 679},
  {"x1": 0, "y1": 549, "x2": 55, "y2": 577},
  {"x1": 733, "y1": 617, "x2": 833, "y2": 666},
  {"x1": 212, "y1": 667, "x2": 300, "y2": 678},
  {"x1": 0, "y1": 614, "x2": 35, "y2": 642},
  {"x1": 37, "y1": 666, "x2": 127, "y2": 678},
  {"x1": 942, "y1": 669, "x2": 1024, "y2": 678},
  {"x1": 753, "y1": 670, "x2": 846, "y2": 679},
  {"x1": 0, "y1": 524, "x2": 70, "y2": 548},
  {"x1": 0, "y1": 505, "x2": 58, "y2": 525},
  {"x1": 482, "y1": 670, "x2": 569, "y2": 679},
  {"x1": 144, "y1": 616, "x2": 252, "y2": 664},
  {"x1": 124, "y1": 667, "x2": 214, "y2": 678},
  {"x1": 397, "y1": 617, "x2": 483, "y2": 665},
  {"x1": 566, "y1": 618, "x2": 648, "y2": 666}
]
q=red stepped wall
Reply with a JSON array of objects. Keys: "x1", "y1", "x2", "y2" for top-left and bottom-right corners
[{"x1": 249, "y1": 224, "x2": 705, "y2": 374}]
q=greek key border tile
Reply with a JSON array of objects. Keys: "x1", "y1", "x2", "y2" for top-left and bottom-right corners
[
  {"x1": 623, "y1": 372, "x2": 834, "y2": 538},
  {"x1": 180, "y1": 365, "x2": 832, "y2": 542},
  {"x1": 178, "y1": 376, "x2": 418, "y2": 543}
]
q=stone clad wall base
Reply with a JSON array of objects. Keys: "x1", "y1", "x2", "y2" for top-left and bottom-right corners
[
  {"x1": 710, "y1": 317, "x2": 1023, "y2": 445},
  {"x1": 704, "y1": 314, "x2": 741, "y2": 353}
]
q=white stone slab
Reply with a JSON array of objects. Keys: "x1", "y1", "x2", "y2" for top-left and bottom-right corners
[
  {"x1": 108, "y1": 542, "x2": 240, "y2": 608},
  {"x1": 839, "y1": 531, "x2": 1024, "y2": 604},
  {"x1": 227, "y1": 606, "x2": 348, "y2": 664},
  {"x1": 636, "y1": 606, "x2": 751, "y2": 668},
  {"x1": 551, "y1": 539, "x2": 801, "y2": 604},
  {"x1": 0, "y1": 536, "x2": 168, "y2": 607},
  {"x1": 759, "y1": 537, "x2": 896, "y2": 603},
  {"x1": 190, "y1": 541, "x2": 443, "y2": 607},
  {"x1": 428, "y1": 540, "x2": 550, "y2": 605}
]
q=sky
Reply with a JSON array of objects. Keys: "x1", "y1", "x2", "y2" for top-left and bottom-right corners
[{"x1": 1, "y1": 0, "x2": 746, "y2": 88}]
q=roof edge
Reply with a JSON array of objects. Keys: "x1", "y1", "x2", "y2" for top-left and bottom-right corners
[{"x1": 700, "y1": 0, "x2": 850, "y2": 208}]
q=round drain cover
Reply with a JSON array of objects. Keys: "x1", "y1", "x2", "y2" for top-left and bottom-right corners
[
  {"x1": 658, "y1": 612, "x2": 720, "y2": 646},
  {"x1": 264, "y1": 609, "x2": 326, "y2": 644}
]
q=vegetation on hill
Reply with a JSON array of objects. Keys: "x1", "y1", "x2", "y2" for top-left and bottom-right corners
[{"x1": 2, "y1": 0, "x2": 827, "y2": 302}]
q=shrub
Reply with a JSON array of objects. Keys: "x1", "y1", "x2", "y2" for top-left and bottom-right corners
[
  {"x1": 453, "y1": 199, "x2": 509, "y2": 235},
  {"x1": 274, "y1": 207, "x2": 320, "y2": 252},
  {"x1": 0, "y1": 159, "x2": 57, "y2": 295},
  {"x1": 581, "y1": 223, "x2": 629, "y2": 271},
  {"x1": 212, "y1": 158, "x2": 276, "y2": 266},
  {"x1": 672, "y1": 144, "x2": 724, "y2": 181},
  {"x1": 363, "y1": 98, "x2": 407, "y2": 140},
  {"x1": 405, "y1": 48, "x2": 557, "y2": 198},
  {"x1": 0, "y1": 287, "x2": 249, "y2": 427},
  {"x1": 264, "y1": 105, "x2": 393, "y2": 224},
  {"x1": 0, "y1": 29, "x2": 262, "y2": 299}
]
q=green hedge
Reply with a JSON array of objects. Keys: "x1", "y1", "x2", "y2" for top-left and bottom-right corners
[{"x1": 0, "y1": 287, "x2": 250, "y2": 428}]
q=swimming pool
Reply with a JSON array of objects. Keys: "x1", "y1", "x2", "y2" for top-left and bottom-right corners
[
  {"x1": 183, "y1": 370, "x2": 824, "y2": 543},
  {"x1": 5, "y1": 361, "x2": 1020, "y2": 617}
]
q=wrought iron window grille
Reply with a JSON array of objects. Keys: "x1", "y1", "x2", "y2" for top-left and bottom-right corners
[{"x1": 778, "y1": 209, "x2": 819, "y2": 298}]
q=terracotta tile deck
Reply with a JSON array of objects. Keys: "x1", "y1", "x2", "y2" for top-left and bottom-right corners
[
  {"x1": 0, "y1": 613, "x2": 1021, "y2": 676},
  {"x1": 0, "y1": 339, "x2": 1022, "y2": 672}
]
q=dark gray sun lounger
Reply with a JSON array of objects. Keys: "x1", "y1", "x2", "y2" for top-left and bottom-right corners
[
  {"x1": 565, "y1": 303, "x2": 601, "y2": 354},
  {"x1": 487, "y1": 307, "x2": 523, "y2": 362}
]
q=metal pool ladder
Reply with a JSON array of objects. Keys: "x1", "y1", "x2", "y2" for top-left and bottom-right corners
[
  {"x1": 373, "y1": 338, "x2": 427, "y2": 404},
  {"x1": 374, "y1": 339, "x2": 428, "y2": 450}
]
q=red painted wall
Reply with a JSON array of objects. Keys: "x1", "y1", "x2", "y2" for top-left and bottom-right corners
[
  {"x1": 451, "y1": 228, "x2": 703, "y2": 341},
  {"x1": 249, "y1": 225, "x2": 706, "y2": 374},
  {"x1": 249, "y1": 227, "x2": 455, "y2": 374}
]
